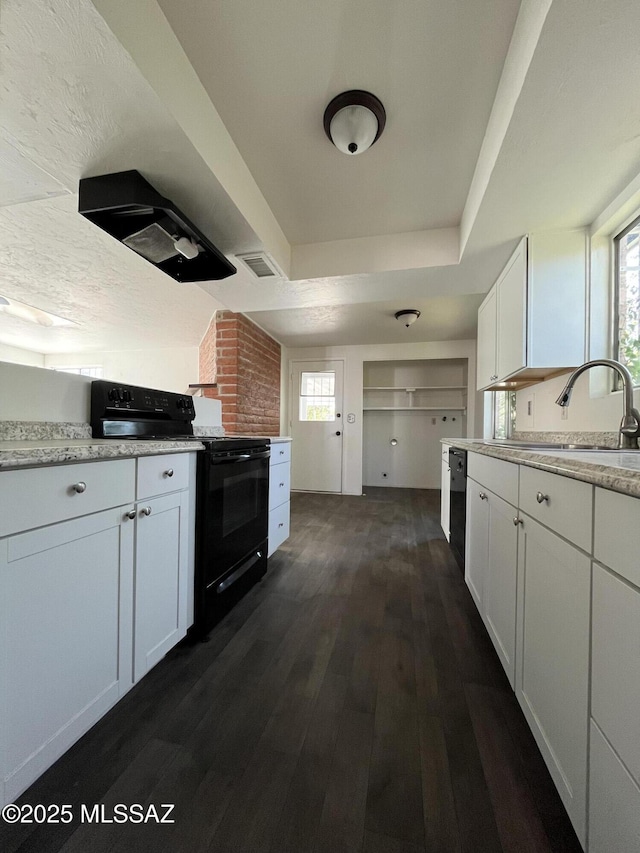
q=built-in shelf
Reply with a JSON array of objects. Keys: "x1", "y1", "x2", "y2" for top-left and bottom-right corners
[
  {"x1": 363, "y1": 385, "x2": 467, "y2": 391},
  {"x1": 364, "y1": 407, "x2": 467, "y2": 412}
]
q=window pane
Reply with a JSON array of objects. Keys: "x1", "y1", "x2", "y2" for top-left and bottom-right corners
[
  {"x1": 493, "y1": 390, "x2": 516, "y2": 439},
  {"x1": 52, "y1": 366, "x2": 103, "y2": 378},
  {"x1": 299, "y1": 397, "x2": 336, "y2": 421},
  {"x1": 616, "y1": 218, "x2": 640, "y2": 385},
  {"x1": 300, "y1": 371, "x2": 335, "y2": 397}
]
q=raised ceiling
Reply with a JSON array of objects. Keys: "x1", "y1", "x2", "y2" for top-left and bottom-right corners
[
  {"x1": 1, "y1": 0, "x2": 640, "y2": 354},
  {"x1": 157, "y1": 0, "x2": 521, "y2": 245}
]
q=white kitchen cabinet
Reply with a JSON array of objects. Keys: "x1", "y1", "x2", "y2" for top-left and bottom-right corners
[
  {"x1": 476, "y1": 231, "x2": 587, "y2": 391},
  {"x1": 0, "y1": 461, "x2": 136, "y2": 807},
  {"x1": 268, "y1": 441, "x2": 291, "y2": 557},
  {"x1": 440, "y1": 446, "x2": 450, "y2": 541},
  {"x1": 465, "y1": 473, "x2": 518, "y2": 687},
  {"x1": 589, "y1": 720, "x2": 640, "y2": 853},
  {"x1": 0, "y1": 451, "x2": 197, "y2": 807},
  {"x1": 133, "y1": 491, "x2": 189, "y2": 682},
  {"x1": 477, "y1": 288, "x2": 498, "y2": 389},
  {"x1": 515, "y1": 514, "x2": 590, "y2": 845}
]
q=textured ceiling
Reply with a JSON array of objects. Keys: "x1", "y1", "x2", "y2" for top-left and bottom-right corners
[{"x1": 158, "y1": 0, "x2": 521, "y2": 245}]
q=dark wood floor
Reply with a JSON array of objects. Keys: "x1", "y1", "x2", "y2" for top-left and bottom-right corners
[{"x1": 1, "y1": 488, "x2": 583, "y2": 853}]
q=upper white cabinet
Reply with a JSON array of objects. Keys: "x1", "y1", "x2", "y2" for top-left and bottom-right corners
[{"x1": 477, "y1": 231, "x2": 588, "y2": 391}]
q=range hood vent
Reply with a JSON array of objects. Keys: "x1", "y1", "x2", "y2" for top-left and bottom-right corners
[
  {"x1": 78, "y1": 170, "x2": 236, "y2": 282},
  {"x1": 236, "y1": 251, "x2": 284, "y2": 279}
]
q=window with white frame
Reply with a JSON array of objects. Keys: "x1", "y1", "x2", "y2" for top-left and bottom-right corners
[
  {"x1": 614, "y1": 214, "x2": 640, "y2": 385},
  {"x1": 298, "y1": 370, "x2": 336, "y2": 421},
  {"x1": 493, "y1": 390, "x2": 516, "y2": 439}
]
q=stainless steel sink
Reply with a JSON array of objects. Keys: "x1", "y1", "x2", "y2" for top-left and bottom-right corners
[{"x1": 485, "y1": 440, "x2": 616, "y2": 451}]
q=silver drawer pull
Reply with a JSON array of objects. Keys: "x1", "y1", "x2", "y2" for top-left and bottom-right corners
[
  {"x1": 479, "y1": 492, "x2": 487, "y2": 500},
  {"x1": 513, "y1": 516, "x2": 523, "y2": 526},
  {"x1": 124, "y1": 509, "x2": 136, "y2": 520},
  {"x1": 279, "y1": 450, "x2": 285, "y2": 455},
  {"x1": 536, "y1": 491, "x2": 549, "y2": 504},
  {"x1": 280, "y1": 482, "x2": 285, "y2": 487},
  {"x1": 140, "y1": 506, "x2": 152, "y2": 517},
  {"x1": 278, "y1": 522, "x2": 284, "y2": 528},
  {"x1": 72, "y1": 482, "x2": 87, "y2": 494},
  {"x1": 164, "y1": 468, "x2": 174, "y2": 478}
]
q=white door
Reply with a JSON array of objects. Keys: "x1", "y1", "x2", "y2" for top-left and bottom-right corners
[{"x1": 290, "y1": 360, "x2": 344, "y2": 492}]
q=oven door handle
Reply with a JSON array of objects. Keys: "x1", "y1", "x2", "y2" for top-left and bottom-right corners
[{"x1": 209, "y1": 450, "x2": 271, "y2": 464}]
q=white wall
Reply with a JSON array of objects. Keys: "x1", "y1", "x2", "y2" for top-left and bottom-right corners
[
  {"x1": 0, "y1": 361, "x2": 92, "y2": 422},
  {"x1": 44, "y1": 347, "x2": 199, "y2": 394},
  {"x1": 0, "y1": 343, "x2": 44, "y2": 367},
  {"x1": 285, "y1": 339, "x2": 478, "y2": 495}
]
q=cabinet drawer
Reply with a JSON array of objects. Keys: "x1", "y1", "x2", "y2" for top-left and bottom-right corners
[
  {"x1": 594, "y1": 488, "x2": 640, "y2": 587},
  {"x1": 467, "y1": 452, "x2": 518, "y2": 506},
  {"x1": 137, "y1": 452, "x2": 190, "y2": 499},
  {"x1": 268, "y1": 500, "x2": 290, "y2": 556},
  {"x1": 269, "y1": 461, "x2": 291, "y2": 511},
  {"x1": 441, "y1": 443, "x2": 450, "y2": 463},
  {"x1": 589, "y1": 720, "x2": 640, "y2": 853},
  {"x1": 270, "y1": 442, "x2": 291, "y2": 467},
  {"x1": 519, "y1": 466, "x2": 591, "y2": 551},
  {"x1": 0, "y1": 459, "x2": 135, "y2": 537},
  {"x1": 592, "y1": 563, "x2": 640, "y2": 786}
]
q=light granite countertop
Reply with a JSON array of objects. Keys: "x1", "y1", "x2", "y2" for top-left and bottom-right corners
[
  {"x1": 443, "y1": 438, "x2": 640, "y2": 499},
  {"x1": 0, "y1": 438, "x2": 204, "y2": 471}
]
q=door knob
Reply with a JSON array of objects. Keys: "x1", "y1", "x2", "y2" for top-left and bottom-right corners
[{"x1": 336, "y1": 431, "x2": 341, "y2": 436}]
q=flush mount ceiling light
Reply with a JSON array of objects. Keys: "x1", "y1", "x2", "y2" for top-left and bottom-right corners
[
  {"x1": 0, "y1": 294, "x2": 77, "y2": 328},
  {"x1": 395, "y1": 309, "x2": 421, "y2": 327},
  {"x1": 323, "y1": 90, "x2": 386, "y2": 155}
]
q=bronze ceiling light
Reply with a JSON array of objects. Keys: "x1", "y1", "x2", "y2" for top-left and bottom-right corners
[{"x1": 323, "y1": 90, "x2": 386, "y2": 155}]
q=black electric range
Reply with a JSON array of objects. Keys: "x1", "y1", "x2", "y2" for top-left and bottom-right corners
[{"x1": 91, "y1": 380, "x2": 271, "y2": 637}]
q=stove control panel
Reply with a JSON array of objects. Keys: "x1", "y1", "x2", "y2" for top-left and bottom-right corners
[{"x1": 91, "y1": 379, "x2": 196, "y2": 437}]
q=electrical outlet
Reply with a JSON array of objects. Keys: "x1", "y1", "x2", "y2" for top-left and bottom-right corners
[{"x1": 382, "y1": 472, "x2": 388, "y2": 479}]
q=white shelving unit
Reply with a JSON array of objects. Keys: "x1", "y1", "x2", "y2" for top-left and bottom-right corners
[{"x1": 362, "y1": 360, "x2": 468, "y2": 489}]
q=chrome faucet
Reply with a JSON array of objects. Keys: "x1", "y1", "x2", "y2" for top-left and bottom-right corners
[{"x1": 555, "y1": 359, "x2": 640, "y2": 449}]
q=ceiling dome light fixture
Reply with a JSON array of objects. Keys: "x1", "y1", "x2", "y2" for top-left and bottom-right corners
[
  {"x1": 323, "y1": 90, "x2": 386, "y2": 155},
  {"x1": 395, "y1": 309, "x2": 421, "y2": 327}
]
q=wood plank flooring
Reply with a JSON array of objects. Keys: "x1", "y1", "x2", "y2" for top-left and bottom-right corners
[{"x1": 1, "y1": 488, "x2": 583, "y2": 853}]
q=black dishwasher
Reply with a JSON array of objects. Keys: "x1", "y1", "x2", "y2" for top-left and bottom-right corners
[{"x1": 448, "y1": 448, "x2": 467, "y2": 571}]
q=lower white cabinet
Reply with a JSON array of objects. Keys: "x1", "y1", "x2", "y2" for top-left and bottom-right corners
[
  {"x1": 440, "y1": 445, "x2": 450, "y2": 541},
  {"x1": 133, "y1": 490, "x2": 189, "y2": 682},
  {"x1": 0, "y1": 506, "x2": 134, "y2": 805},
  {"x1": 589, "y1": 720, "x2": 640, "y2": 853},
  {"x1": 268, "y1": 441, "x2": 291, "y2": 557},
  {"x1": 465, "y1": 477, "x2": 518, "y2": 686},
  {"x1": 0, "y1": 451, "x2": 195, "y2": 807},
  {"x1": 515, "y1": 515, "x2": 590, "y2": 845}
]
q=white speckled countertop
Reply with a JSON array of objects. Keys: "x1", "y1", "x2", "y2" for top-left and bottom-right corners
[
  {"x1": 443, "y1": 438, "x2": 640, "y2": 499},
  {"x1": 0, "y1": 422, "x2": 203, "y2": 471},
  {"x1": 0, "y1": 438, "x2": 204, "y2": 471}
]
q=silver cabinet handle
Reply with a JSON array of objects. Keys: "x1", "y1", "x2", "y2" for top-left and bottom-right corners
[
  {"x1": 279, "y1": 482, "x2": 285, "y2": 487},
  {"x1": 72, "y1": 482, "x2": 87, "y2": 494},
  {"x1": 279, "y1": 450, "x2": 285, "y2": 455},
  {"x1": 513, "y1": 516, "x2": 523, "y2": 526},
  {"x1": 124, "y1": 509, "x2": 136, "y2": 520},
  {"x1": 140, "y1": 506, "x2": 152, "y2": 517},
  {"x1": 536, "y1": 491, "x2": 549, "y2": 504},
  {"x1": 479, "y1": 492, "x2": 487, "y2": 500},
  {"x1": 164, "y1": 468, "x2": 174, "y2": 478},
  {"x1": 278, "y1": 522, "x2": 284, "y2": 528}
]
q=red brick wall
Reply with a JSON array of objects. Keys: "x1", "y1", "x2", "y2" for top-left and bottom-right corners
[{"x1": 199, "y1": 311, "x2": 281, "y2": 436}]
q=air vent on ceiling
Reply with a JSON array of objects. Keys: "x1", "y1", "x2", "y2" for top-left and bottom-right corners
[{"x1": 236, "y1": 252, "x2": 284, "y2": 279}]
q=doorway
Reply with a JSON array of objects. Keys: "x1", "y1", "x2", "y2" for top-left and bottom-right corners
[{"x1": 289, "y1": 360, "x2": 344, "y2": 492}]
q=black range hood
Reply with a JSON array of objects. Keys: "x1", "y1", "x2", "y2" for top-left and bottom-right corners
[{"x1": 78, "y1": 170, "x2": 236, "y2": 282}]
